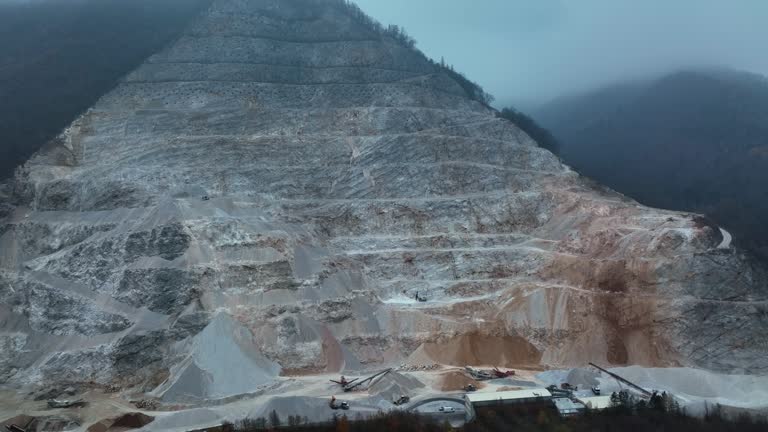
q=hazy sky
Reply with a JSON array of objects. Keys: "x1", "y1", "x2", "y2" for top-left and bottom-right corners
[{"x1": 354, "y1": 0, "x2": 768, "y2": 108}]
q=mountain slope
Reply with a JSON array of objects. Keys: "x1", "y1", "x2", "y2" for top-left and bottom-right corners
[
  {"x1": 534, "y1": 68, "x2": 768, "y2": 262},
  {"x1": 1, "y1": 0, "x2": 766, "y2": 404},
  {"x1": 0, "y1": 0, "x2": 214, "y2": 180}
]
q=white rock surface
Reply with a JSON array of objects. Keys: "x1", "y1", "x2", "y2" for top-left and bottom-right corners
[
  {"x1": 153, "y1": 313, "x2": 280, "y2": 402},
  {"x1": 0, "y1": 0, "x2": 766, "y2": 411}
]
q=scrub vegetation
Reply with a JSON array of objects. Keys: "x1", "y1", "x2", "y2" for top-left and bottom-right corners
[
  {"x1": 218, "y1": 403, "x2": 767, "y2": 432},
  {"x1": 534, "y1": 68, "x2": 768, "y2": 262}
]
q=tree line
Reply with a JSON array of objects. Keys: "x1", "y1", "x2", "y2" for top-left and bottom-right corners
[
  {"x1": 214, "y1": 398, "x2": 767, "y2": 432},
  {"x1": 331, "y1": 0, "x2": 495, "y2": 106}
]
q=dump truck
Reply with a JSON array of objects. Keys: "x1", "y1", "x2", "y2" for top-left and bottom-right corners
[{"x1": 329, "y1": 397, "x2": 349, "y2": 410}]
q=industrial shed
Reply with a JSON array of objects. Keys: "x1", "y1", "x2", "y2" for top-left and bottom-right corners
[
  {"x1": 465, "y1": 389, "x2": 553, "y2": 408},
  {"x1": 576, "y1": 395, "x2": 613, "y2": 410},
  {"x1": 553, "y1": 398, "x2": 586, "y2": 417}
]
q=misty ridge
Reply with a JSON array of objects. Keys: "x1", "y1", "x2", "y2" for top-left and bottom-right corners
[
  {"x1": 2, "y1": 0, "x2": 768, "y2": 268},
  {"x1": 533, "y1": 67, "x2": 768, "y2": 263}
]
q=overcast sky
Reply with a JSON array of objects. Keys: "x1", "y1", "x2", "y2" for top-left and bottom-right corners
[{"x1": 354, "y1": 0, "x2": 768, "y2": 108}]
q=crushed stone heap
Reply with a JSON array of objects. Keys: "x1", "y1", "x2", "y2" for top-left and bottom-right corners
[{"x1": 1, "y1": 0, "x2": 767, "y2": 399}]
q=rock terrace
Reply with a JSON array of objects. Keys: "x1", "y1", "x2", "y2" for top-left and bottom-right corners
[{"x1": 1, "y1": 0, "x2": 767, "y2": 403}]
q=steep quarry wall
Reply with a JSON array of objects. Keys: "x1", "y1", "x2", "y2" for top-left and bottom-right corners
[{"x1": 1, "y1": 0, "x2": 767, "y2": 400}]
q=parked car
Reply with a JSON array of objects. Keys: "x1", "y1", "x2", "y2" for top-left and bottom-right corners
[
  {"x1": 592, "y1": 385, "x2": 601, "y2": 395},
  {"x1": 438, "y1": 406, "x2": 456, "y2": 413}
]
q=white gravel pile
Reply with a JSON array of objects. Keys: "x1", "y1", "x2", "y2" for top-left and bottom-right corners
[
  {"x1": 368, "y1": 371, "x2": 425, "y2": 401},
  {"x1": 156, "y1": 313, "x2": 281, "y2": 403},
  {"x1": 540, "y1": 366, "x2": 768, "y2": 415},
  {"x1": 606, "y1": 366, "x2": 768, "y2": 410}
]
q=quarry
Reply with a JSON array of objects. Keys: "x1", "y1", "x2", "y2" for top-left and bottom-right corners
[{"x1": 0, "y1": 0, "x2": 767, "y2": 430}]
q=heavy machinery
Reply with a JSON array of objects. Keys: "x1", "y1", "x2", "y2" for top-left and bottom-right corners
[
  {"x1": 560, "y1": 383, "x2": 578, "y2": 391},
  {"x1": 588, "y1": 362, "x2": 652, "y2": 398},
  {"x1": 329, "y1": 397, "x2": 350, "y2": 410},
  {"x1": 465, "y1": 367, "x2": 494, "y2": 381},
  {"x1": 492, "y1": 367, "x2": 515, "y2": 378},
  {"x1": 342, "y1": 369, "x2": 392, "y2": 392},
  {"x1": 546, "y1": 385, "x2": 574, "y2": 398},
  {"x1": 330, "y1": 376, "x2": 359, "y2": 387},
  {"x1": 393, "y1": 395, "x2": 410, "y2": 406}
]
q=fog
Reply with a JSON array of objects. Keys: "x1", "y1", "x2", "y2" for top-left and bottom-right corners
[
  {"x1": 4, "y1": 0, "x2": 766, "y2": 107},
  {"x1": 354, "y1": 0, "x2": 768, "y2": 108}
]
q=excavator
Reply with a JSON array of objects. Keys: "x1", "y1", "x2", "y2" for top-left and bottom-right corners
[{"x1": 465, "y1": 366, "x2": 515, "y2": 380}]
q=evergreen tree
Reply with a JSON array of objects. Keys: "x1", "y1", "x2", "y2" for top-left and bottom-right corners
[{"x1": 269, "y1": 410, "x2": 281, "y2": 428}]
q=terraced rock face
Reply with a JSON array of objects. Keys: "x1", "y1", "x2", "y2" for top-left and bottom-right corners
[{"x1": 1, "y1": 0, "x2": 767, "y2": 400}]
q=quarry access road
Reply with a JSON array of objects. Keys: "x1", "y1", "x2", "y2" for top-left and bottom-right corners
[
  {"x1": 718, "y1": 228, "x2": 733, "y2": 249},
  {"x1": 405, "y1": 396, "x2": 466, "y2": 412},
  {"x1": 406, "y1": 396, "x2": 473, "y2": 425}
]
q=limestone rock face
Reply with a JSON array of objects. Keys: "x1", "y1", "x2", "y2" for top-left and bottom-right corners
[{"x1": 1, "y1": 0, "x2": 767, "y2": 397}]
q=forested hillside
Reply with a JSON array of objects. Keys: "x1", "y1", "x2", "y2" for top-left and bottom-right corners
[{"x1": 534, "y1": 68, "x2": 768, "y2": 261}]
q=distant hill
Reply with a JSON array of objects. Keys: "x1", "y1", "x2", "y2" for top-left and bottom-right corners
[
  {"x1": 0, "y1": 0, "x2": 212, "y2": 180},
  {"x1": 534, "y1": 68, "x2": 768, "y2": 261}
]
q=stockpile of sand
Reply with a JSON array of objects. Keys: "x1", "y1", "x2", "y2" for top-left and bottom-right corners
[
  {"x1": 87, "y1": 413, "x2": 154, "y2": 432},
  {"x1": 155, "y1": 314, "x2": 281, "y2": 403},
  {"x1": 410, "y1": 333, "x2": 542, "y2": 368},
  {"x1": 368, "y1": 371, "x2": 425, "y2": 401},
  {"x1": 438, "y1": 370, "x2": 484, "y2": 391},
  {"x1": 567, "y1": 368, "x2": 599, "y2": 388},
  {"x1": 535, "y1": 369, "x2": 569, "y2": 386}
]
